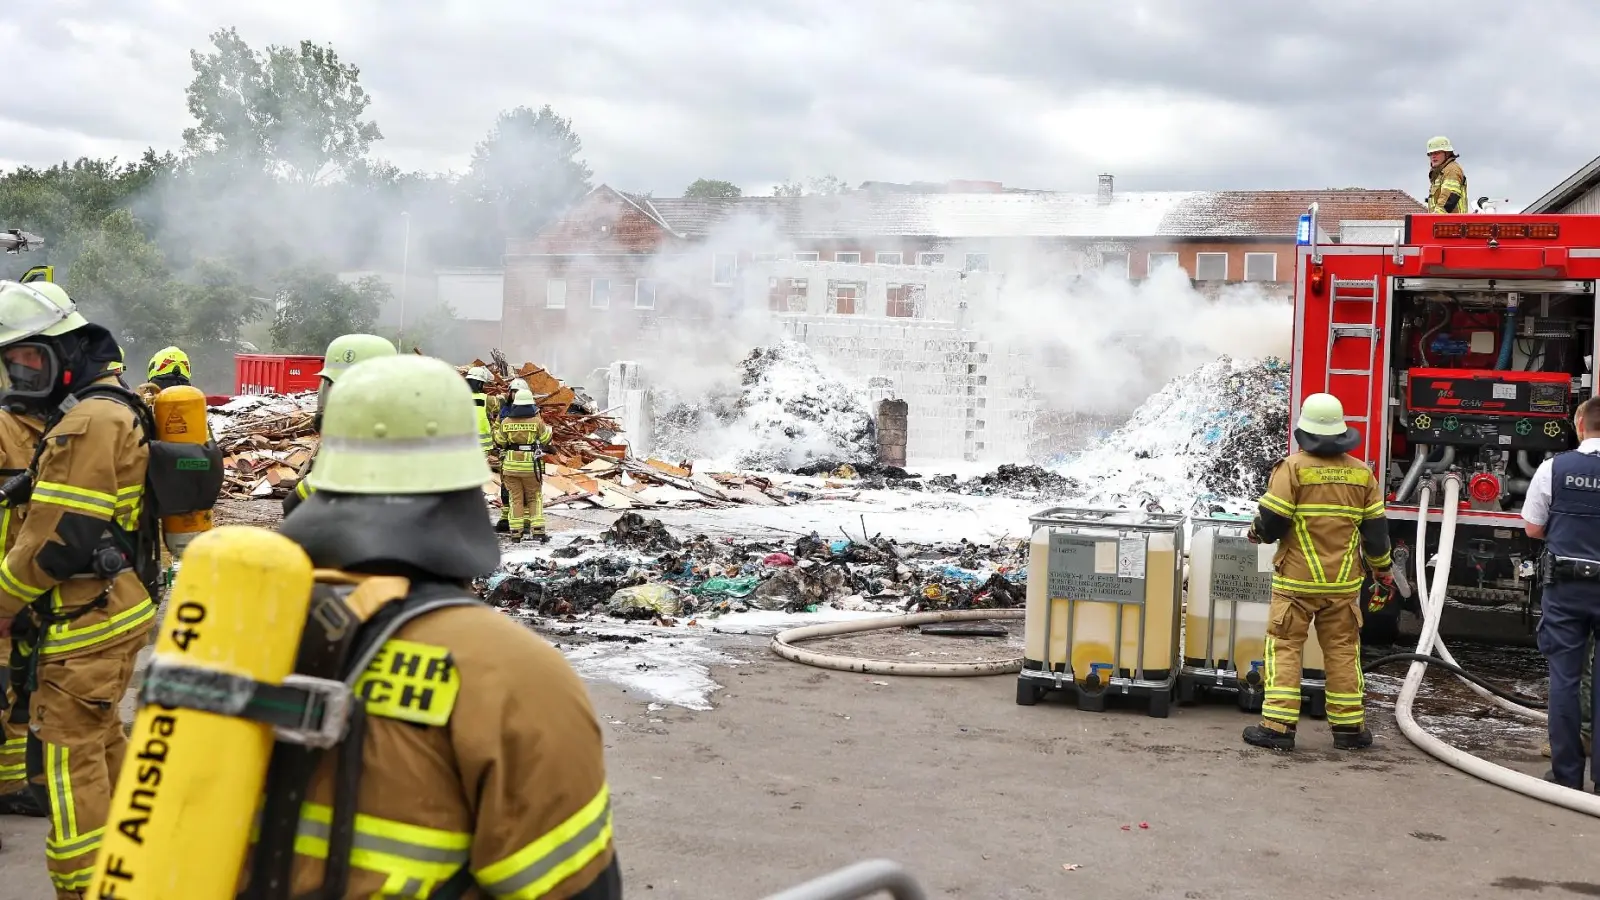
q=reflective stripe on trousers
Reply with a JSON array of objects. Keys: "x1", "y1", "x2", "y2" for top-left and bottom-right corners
[{"x1": 1261, "y1": 590, "x2": 1364, "y2": 731}]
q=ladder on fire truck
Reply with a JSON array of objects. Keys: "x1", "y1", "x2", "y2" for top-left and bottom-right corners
[{"x1": 1323, "y1": 275, "x2": 1381, "y2": 460}]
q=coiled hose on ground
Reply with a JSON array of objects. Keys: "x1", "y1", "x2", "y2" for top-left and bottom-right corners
[
  {"x1": 770, "y1": 609, "x2": 1025, "y2": 676},
  {"x1": 1395, "y1": 475, "x2": 1600, "y2": 817}
]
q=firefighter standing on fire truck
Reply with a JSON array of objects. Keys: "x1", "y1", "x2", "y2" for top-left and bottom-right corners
[
  {"x1": 1243, "y1": 393, "x2": 1393, "y2": 752},
  {"x1": 265, "y1": 353, "x2": 621, "y2": 897},
  {"x1": 1427, "y1": 136, "x2": 1469, "y2": 215},
  {"x1": 0, "y1": 280, "x2": 157, "y2": 898},
  {"x1": 0, "y1": 408, "x2": 45, "y2": 822}
]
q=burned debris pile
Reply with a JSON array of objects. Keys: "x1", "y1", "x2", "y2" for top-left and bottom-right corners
[
  {"x1": 478, "y1": 515, "x2": 1027, "y2": 622},
  {"x1": 209, "y1": 394, "x2": 319, "y2": 500}
]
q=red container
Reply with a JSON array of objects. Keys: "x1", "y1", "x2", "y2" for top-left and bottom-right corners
[{"x1": 234, "y1": 354, "x2": 324, "y2": 396}]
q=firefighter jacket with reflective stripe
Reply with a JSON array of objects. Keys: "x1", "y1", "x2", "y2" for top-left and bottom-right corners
[
  {"x1": 472, "y1": 393, "x2": 501, "y2": 454},
  {"x1": 1253, "y1": 451, "x2": 1391, "y2": 597},
  {"x1": 0, "y1": 412, "x2": 42, "y2": 553},
  {"x1": 1546, "y1": 451, "x2": 1600, "y2": 561},
  {"x1": 496, "y1": 414, "x2": 552, "y2": 475},
  {"x1": 288, "y1": 592, "x2": 618, "y2": 898},
  {"x1": 1428, "y1": 158, "x2": 1468, "y2": 214},
  {"x1": 0, "y1": 379, "x2": 155, "y2": 659}
]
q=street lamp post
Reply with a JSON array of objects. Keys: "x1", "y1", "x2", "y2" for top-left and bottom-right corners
[{"x1": 398, "y1": 211, "x2": 411, "y2": 350}]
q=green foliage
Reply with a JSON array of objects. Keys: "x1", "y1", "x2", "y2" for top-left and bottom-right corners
[
  {"x1": 269, "y1": 266, "x2": 387, "y2": 354},
  {"x1": 685, "y1": 179, "x2": 743, "y2": 200},
  {"x1": 56, "y1": 209, "x2": 181, "y2": 350},
  {"x1": 184, "y1": 27, "x2": 382, "y2": 183},
  {"x1": 773, "y1": 175, "x2": 850, "y2": 197},
  {"x1": 460, "y1": 105, "x2": 594, "y2": 261}
]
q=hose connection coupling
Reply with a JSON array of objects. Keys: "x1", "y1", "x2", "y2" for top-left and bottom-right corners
[
  {"x1": 1243, "y1": 661, "x2": 1263, "y2": 686},
  {"x1": 1083, "y1": 662, "x2": 1112, "y2": 692}
]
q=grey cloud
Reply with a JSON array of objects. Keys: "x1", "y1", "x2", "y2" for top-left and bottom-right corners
[{"x1": 3, "y1": 0, "x2": 1598, "y2": 206}]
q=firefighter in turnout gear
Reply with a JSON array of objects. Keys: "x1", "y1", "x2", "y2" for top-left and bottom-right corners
[
  {"x1": 0, "y1": 408, "x2": 45, "y2": 819},
  {"x1": 0, "y1": 280, "x2": 158, "y2": 897},
  {"x1": 261, "y1": 353, "x2": 621, "y2": 898},
  {"x1": 465, "y1": 365, "x2": 510, "y2": 533},
  {"x1": 137, "y1": 345, "x2": 191, "y2": 405},
  {"x1": 1426, "y1": 136, "x2": 1469, "y2": 215},
  {"x1": 1242, "y1": 393, "x2": 1391, "y2": 752},
  {"x1": 282, "y1": 333, "x2": 398, "y2": 518},
  {"x1": 495, "y1": 388, "x2": 554, "y2": 542}
]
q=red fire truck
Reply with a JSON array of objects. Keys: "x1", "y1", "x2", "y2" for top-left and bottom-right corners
[{"x1": 1292, "y1": 204, "x2": 1597, "y2": 641}]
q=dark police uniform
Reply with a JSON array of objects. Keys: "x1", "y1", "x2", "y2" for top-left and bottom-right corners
[{"x1": 1534, "y1": 449, "x2": 1600, "y2": 789}]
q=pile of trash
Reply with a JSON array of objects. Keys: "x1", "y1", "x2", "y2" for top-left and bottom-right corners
[
  {"x1": 478, "y1": 514, "x2": 1027, "y2": 621},
  {"x1": 1056, "y1": 355, "x2": 1290, "y2": 513},
  {"x1": 653, "y1": 342, "x2": 877, "y2": 471},
  {"x1": 927, "y1": 464, "x2": 1082, "y2": 498},
  {"x1": 208, "y1": 394, "x2": 319, "y2": 499}
]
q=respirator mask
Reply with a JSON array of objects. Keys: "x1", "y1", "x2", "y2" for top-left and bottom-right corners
[{"x1": 0, "y1": 340, "x2": 61, "y2": 414}]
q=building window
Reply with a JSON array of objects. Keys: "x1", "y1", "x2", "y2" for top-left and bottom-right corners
[
  {"x1": 546, "y1": 279, "x2": 567, "y2": 309},
  {"x1": 964, "y1": 253, "x2": 990, "y2": 273},
  {"x1": 792, "y1": 251, "x2": 820, "y2": 262},
  {"x1": 834, "y1": 251, "x2": 861, "y2": 264},
  {"x1": 712, "y1": 253, "x2": 738, "y2": 286},
  {"x1": 1195, "y1": 252, "x2": 1229, "y2": 281},
  {"x1": 1244, "y1": 252, "x2": 1278, "y2": 282},
  {"x1": 1147, "y1": 252, "x2": 1180, "y2": 274},
  {"x1": 918, "y1": 252, "x2": 945, "y2": 266},
  {"x1": 590, "y1": 279, "x2": 610, "y2": 309},
  {"x1": 769, "y1": 277, "x2": 808, "y2": 313},
  {"x1": 827, "y1": 280, "x2": 864, "y2": 315},
  {"x1": 1100, "y1": 252, "x2": 1130, "y2": 277},
  {"x1": 635, "y1": 279, "x2": 657, "y2": 310},
  {"x1": 875, "y1": 251, "x2": 903, "y2": 265},
  {"x1": 886, "y1": 283, "x2": 925, "y2": 318}
]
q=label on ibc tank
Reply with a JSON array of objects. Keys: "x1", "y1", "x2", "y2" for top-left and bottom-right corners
[
  {"x1": 1210, "y1": 535, "x2": 1271, "y2": 605},
  {"x1": 1048, "y1": 532, "x2": 1145, "y2": 603}
]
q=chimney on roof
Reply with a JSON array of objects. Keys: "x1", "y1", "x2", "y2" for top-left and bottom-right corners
[{"x1": 1097, "y1": 174, "x2": 1114, "y2": 205}]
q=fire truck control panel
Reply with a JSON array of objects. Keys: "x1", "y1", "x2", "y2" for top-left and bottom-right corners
[{"x1": 1292, "y1": 207, "x2": 1600, "y2": 636}]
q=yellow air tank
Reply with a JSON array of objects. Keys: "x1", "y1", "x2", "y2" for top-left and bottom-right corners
[
  {"x1": 1020, "y1": 508, "x2": 1184, "y2": 717},
  {"x1": 89, "y1": 526, "x2": 314, "y2": 900},
  {"x1": 153, "y1": 385, "x2": 214, "y2": 559}
]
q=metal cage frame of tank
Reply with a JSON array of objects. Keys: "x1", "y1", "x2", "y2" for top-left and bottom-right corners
[
  {"x1": 1176, "y1": 516, "x2": 1328, "y2": 717},
  {"x1": 1020, "y1": 506, "x2": 1186, "y2": 705}
]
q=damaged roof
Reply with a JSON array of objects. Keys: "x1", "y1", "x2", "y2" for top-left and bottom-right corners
[{"x1": 630, "y1": 187, "x2": 1425, "y2": 241}]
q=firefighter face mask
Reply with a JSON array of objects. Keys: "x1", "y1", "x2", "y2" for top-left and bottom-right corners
[{"x1": 0, "y1": 340, "x2": 60, "y2": 401}]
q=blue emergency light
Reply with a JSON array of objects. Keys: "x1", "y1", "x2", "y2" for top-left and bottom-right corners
[{"x1": 1296, "y1": 213, "x2": 1312, "y2": 245}]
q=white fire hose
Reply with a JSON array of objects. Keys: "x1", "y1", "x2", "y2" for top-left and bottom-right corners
[
  {"x1": 1400, "y1": 473, "x2": 1600, "y2": 816},
  {"x1": 770, "y1": 609, "x2": 1024, "y2": 676}
]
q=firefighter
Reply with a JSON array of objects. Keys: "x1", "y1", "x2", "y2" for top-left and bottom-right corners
[
  {"x1": 465, "y1": 365, "x2": 511, "y2": 533},
  {"x1": 137, "y1": 344, "x2": 191, "y2": 404},
  {"x1": 1427, "y1": 136, "x2": 1469, "y2": 215},
  {"x1": 266, "y1": 353, "x2": 621, "y2": 897},
  {"x1": 0, "y1": 408, "x2": 45, "y2": 820},
  {"x1": 1521, "y1": 397, "x2": 1600, "y2": 791},
  {"x1": 496, "y1": 387, "x2": 554, "y2": 542},
  {"x1": 1242, "y1": 392, "x2": 1392, "y2": 752},
  {"x1": 0, "y1": 280, "x2": 157, "y2": 898},
  {"x1": 281, "y1": 333, "x2": 397, "y2": 517}
]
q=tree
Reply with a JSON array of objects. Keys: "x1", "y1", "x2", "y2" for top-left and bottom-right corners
[
  {"x1": 173, "y1": 259, "x2": 268, "y2": 389},
  {"x1": 773, "y1": 175, "x2": 849, "y2": 198},
  {"x1": 684, "y1": 179, "x2": 742, "y2": 200},
  {"x1": 57, "y1": 209, "x2": 181, "y2": 353},
  {"x1": 183, "y1": 27, "x2": 382, "y2": 183},
  {"x1": 460, "y1": 105, "x2": 593, "y2": 261},
  {"x1": 269, "y1": 266, "x2": 386, "y2": 354}
]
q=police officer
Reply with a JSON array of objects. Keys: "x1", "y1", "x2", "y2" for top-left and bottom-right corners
[
  {"x1": 464, "y1": 365, "x2": 510, "y2": 533},
  {"x1": 0, "y1": 407, "x2": 44, "y2": 819},
  {"x1": 0, "y1": 280, "x2": 157, "y2": 898},
  {"x1": 268, "y1": 354, "x2": 621, "y2": 897},
  {"x1": 1522, "y1": 396, "x2": 1600, "y2": 792},
  {"x1": 1426, "y1": 136, "x2": 1469, "y2": 215},
  {"x1": 1243, "y1": 393, "x2": 1392, "y2": 752},
  {"x1": 282, "y1": 333, "x2": 397, "y2": 518}
]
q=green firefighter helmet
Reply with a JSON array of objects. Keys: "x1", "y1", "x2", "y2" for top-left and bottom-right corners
[
  {"x1": 1297, "y1": 393, "x2": 1349, "y2": 436},
  {"x1": 512, "y1": 388, "x2": 537, "y2": 406},
  {"x1": 1426, "y1": 135, "x2": 1454, "y2": 154},
  {"x1": 308, "y1": 354, "x2": 492, "y2": 495},
  {"x1": 148, "y1": 346, "x2": 191, "y2": 381},
  {"x1": 0, "y1": 280, "x2": 88, "y2": 345},
  {"x1": 318, "y1": 333, "x2": 397, "y2": 384}
]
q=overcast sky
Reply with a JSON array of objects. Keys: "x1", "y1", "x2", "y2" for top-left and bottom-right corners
[{"x1": 3, "y1": 1, "x2": 1597, "y2": 208}]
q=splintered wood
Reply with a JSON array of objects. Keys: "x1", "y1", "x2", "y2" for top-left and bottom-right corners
[{"x1": 211, "y1": 351, "x2": 802, "y2": 510}]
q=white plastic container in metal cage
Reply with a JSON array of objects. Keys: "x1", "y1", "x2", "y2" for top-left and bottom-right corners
[{"x1": 1018, "y1": 507, "x2": 1185, "y2": 718}]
